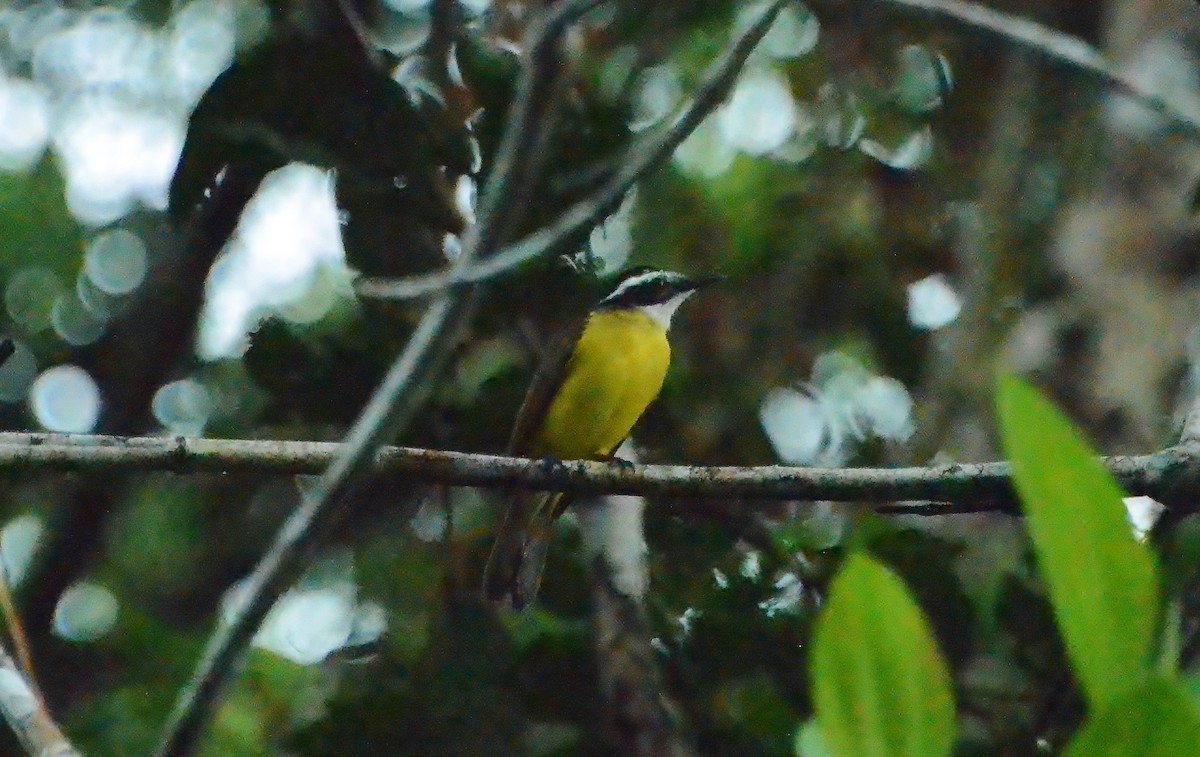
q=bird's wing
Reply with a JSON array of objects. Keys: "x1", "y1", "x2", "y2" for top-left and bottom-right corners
[
  {"x1": 484, "y1": 321, "x2": 585, "y2": 605},
  {"x1": 505, "y1": 319, "x2": 587, "y2": 456}
]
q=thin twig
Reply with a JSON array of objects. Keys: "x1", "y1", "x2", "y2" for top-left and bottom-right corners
[
  {"x1": 332, "y1": 0, "x2": 383, "y2": 68},
  {"x1": 0, "y1": 555, "x2": 36, "y2": 699},
  {"x1": 469, "y1": 0, "x2": 589, "y2": 250},
  {"x1": 0, "y1": 638, "x2": 79, "y2": 757},
  {"x1": 424, "y1": 0, "x2": 460, "y2": 92},
  {"x1": 355, "y1": 0, "x2": 788, "y2": 301},
  {"x1": 0, "y1": 343, "x2": 46, "y2": 734},
  {"x1": 156, "y1": 2, "x2": 604, "y2": 755},
  {"x1": 0, "y1": 432, "x2": 1196, "y2": 514},
  {"x1": 157, "y1": 303, "x2": 471, "y2": 757},
  {"x1": 874, "y1": 0, "x2": 1200, "y2": 137}
]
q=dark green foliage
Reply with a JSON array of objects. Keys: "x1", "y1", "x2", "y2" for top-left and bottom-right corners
[
  {"x1": 3, "y1": 0, "x2": 1199, "y2": 755},
  {"x1": 170, "y1": 17, "x2": 473, "y2": 278},
  {"x1": 291, "y1": 601, "x2": 529, "y2": 756}
]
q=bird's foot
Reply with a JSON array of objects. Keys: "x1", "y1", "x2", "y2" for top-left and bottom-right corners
[
  {"x1": 539, "y1": 454, "x2": 565, "y2": 474},
  {"x1": 608, "y1": 456, "x2": 636, "y2": 473}
]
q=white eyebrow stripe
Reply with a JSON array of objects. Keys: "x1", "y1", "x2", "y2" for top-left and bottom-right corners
[
  {"x1": 605, "y1": 271, "x2": 662, "y2": 301},
  {"x1": 601, "y1": 271, "x2": 695, "y2": 306}
]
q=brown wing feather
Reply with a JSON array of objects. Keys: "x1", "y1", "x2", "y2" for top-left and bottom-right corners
[
  {"x1": 505, "y1": 319, "x2": 587, "y2": 455},
  {"x1": 484, "y1": 319, "x2": 586, "y2": 604}
]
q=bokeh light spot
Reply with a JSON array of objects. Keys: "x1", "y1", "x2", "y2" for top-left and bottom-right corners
[
  {"x1": 85, "y1": 228, "x2": 147, "y2": 295},
  {"x1": 383, "y1": 0, "x2": 434, "y2": 13},
  {"x1": 31, "y1": 8, "x2": 155, "y2": 95},
  {"x1": 152, "y1": 378, "x2": 213, "y2": 436},
  {"x1": 5, "y1": 267, "x2": 62, "y2": 333},
  {"x1": 0, "y1": 76, "x2": 51, "y2": 172},
  {"x1": 198, "y1": 163, "x2": 349, "y2": 359},
  {"x1": 718, "y1": 68, "x2": 797, "y2": 155},
  {"x1": 53, "y1": 95, "x2": 186, "y2": 224},
  {"x1": 855, "y1": 376, "x2": 915, "y2": 442},
  {"x1": 761, "y1": 353, "x2": 916, "y2": 465},
  {"x1": 51, "y1": 292, "x2": 107, "y2": 346},
  {"x1": 166, "y1": 0, "x2": 238, "y2": 106},
  {"x1": 772, "y1": 104, "x2": 818, "y2": 163},
  {"x1": 674, "y1": 114, "x2": 737, "y2": 178},
  {"x1": 631, "y1": 64, "x2": 681, "y2": 132},
  {"x1": 234, "y1": 550, "x2": 387, "y2": 666},
  {"x1": 1124, "y1": 495, "x2": 1165, "y2": 542},
  {"x1": 30, "y1": 364, "x2": 101, "y2": 433},
  {"x1": 0, "y1": 515, "x2": 43, "y2": 586},
  {"x1": 738, "y1": 1, "x2": 819, "y2": 60},
  {"x1": 589, "y1": 188, "x2": 636, "y2": 272},
  {"x1": 53, "y1": 581, "x2": 119, "y2": 642},
  {"x1": 907, "y1": 273, "x2": 962, "y2": 330},
  {"x1": 75, "y1": 272, "x2": 121, "y2": 320},
  {"x1": 759, "y1": 387, "x2": 825, "y2": 464},
  {"x1": 815, "y1": 83, "x2": 865, "y2": 149}
]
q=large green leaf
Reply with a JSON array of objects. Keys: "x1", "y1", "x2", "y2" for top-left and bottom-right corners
[
  {"x1": 1064, "y1": 678, "x2": 1200, "y2": 756},
  {"x1": 997, "y1": 377, "x2": 1159, "y2": 709},
  {"x1": 811, "y1": 553, "x2": 955, "y2": 757}
]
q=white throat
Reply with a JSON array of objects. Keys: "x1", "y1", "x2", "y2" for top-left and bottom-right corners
[{"x1": 639, "y1": 291, "x2": 692, "y2": 330}]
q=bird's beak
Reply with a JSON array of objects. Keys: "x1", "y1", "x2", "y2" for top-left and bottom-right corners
[{"x1": 684, "y1": 274, "x2": 724, "y2": 292}]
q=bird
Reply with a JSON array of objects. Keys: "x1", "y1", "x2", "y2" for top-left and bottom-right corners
[{"x1": 483, "y1": 266, "x2": 719, "y2": 608}]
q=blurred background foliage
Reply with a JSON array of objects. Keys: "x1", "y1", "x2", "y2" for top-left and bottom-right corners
[{"x1": 0, "y1": 0, "x2": 1198, "y2": 754}]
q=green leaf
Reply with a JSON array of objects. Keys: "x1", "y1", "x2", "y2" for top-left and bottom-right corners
[
  {"x1": 1064, "y1": 678, "x2": 1200, "y2": 756},
  {"x1": 997, "y1": 377, "x2": 1159, "y2": 709},
  {"x1": 811, "y1": 554, "x2": 955, "y2": 757},
  {"x1": 1184, "y1": 668, "x2": 1200, "y2": 711}
]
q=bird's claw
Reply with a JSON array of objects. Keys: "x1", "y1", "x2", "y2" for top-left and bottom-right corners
[
  {"x1": 539, "y1": 454, "x2": 565, "y2": 474},
  {"x1": 608, "y1": 456, "x2": 636, "y2": 473}
]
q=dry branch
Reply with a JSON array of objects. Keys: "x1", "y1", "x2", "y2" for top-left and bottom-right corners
[
  {"x1": 355, "y1": 0, "x2": 788, "y2": 301},
  {"x1": 876, "y1": 0, "x2": 1200, "y2": 137},
  {"x1": 157, "y1": 1, "x2": 645, "y2": 754},
  {"x1": 0, "y1": 432, "x2": 1196, "y2": 514},
  {"x1": 0, "y1": 638, "x2": 79, "y2": 757}
]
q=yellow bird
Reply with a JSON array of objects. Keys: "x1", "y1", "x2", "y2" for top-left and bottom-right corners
[{"x1": 483, "y1": 267, "x2": 718, "y2": 608}]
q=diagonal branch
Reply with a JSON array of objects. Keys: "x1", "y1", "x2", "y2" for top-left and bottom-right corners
[
  {"x1": 155, "y1": 2, "x2": 604, "y2": 755},
  {"x1": 0, "y1": 343, "x2": 75, "y2": 757},
  {"x1": 353, "y1": 0, "x2": 1200, "y2": 303},
  {"x1": 0, "y1": 638, "x2": 79, "y2": 757},
  {"x1": 355, "y1": 0, "x2": 788, "y2": 301},
  {"x1": 1, "y1": 432, "x2": 1196, "y2": 516},
  {"x1": 873, "y1": 0, "x2": 1200, "y2": 137}
]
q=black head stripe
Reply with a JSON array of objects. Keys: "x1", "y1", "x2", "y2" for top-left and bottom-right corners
[{"x1": 598, "y1": 269, "x2": 685, "y2": 309}]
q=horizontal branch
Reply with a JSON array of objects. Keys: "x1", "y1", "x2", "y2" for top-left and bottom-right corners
[{"x1": 2, "y1": 432, "x2": 1197, "y2": 514}]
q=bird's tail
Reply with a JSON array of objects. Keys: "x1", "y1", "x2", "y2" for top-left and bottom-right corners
[{"x1": 483, "y1": 489, "x2": 567, "y2": 609}]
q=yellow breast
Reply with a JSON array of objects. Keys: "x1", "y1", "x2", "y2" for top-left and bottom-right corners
[{"x1": 535, "y1": 309, "x2": 671, "y2": 460}]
